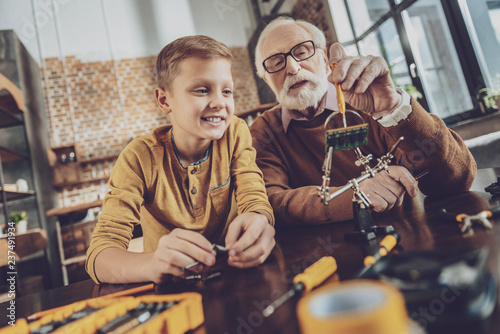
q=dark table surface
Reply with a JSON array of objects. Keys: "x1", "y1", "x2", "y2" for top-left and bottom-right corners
[{"x1": 2, "y1": 168, "x2": 500, "y2": 333}]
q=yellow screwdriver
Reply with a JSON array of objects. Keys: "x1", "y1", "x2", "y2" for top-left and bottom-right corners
[
  {"x1": 330, "y1": 63, "x2": 347, "y2": 128},
  {"x1": 356, "y1": 232, "x2": 401, "y2": 278},
  {"x1": 262, "y1": 256, "x2": 337, "y2": 318}
]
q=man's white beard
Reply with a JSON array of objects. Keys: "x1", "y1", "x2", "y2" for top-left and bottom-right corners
[{"x1": 275, "y1": 65, "x2": 329, "y2": 112}]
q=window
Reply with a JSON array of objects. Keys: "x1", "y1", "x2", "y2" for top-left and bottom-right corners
[
  {"x1": 329, "y1": 0, "x2": 354, "y2": 43},
  {"x1": 346, "y1": 0, "x2": 390, "y2": 36},
  {"x1": 358, "y1": 19, "x2": 411, "y2": 89},
  {"x1": 328, "y1": 0, "x2": 500, "y2": 123},
  {"x1": 459, "y1": 0, "x2": 500, "y2": 88},
  {"x1": 402, "y1": 0, "x2": 473, "y2": 118}
]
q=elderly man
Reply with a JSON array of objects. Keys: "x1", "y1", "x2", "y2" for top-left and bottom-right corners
[{"x1": 250, "y1": 16, "x2": 476, "y2": 224}]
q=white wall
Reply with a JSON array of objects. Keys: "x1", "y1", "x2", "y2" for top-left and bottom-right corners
[
  {"x1": 0, "y1": 0, "x2": 43, "y2": 62},
  {"x1": 188, "y1": 0, "x2": 256, "y2": 47},
  {"x1": 1, "y1": 0, "x2": 307, "y2": 63},
  {"x1": 0, "y1": 0, "x2": 197, "y2": 64}
]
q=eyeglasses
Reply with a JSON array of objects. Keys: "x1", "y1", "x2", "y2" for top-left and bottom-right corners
[{"x1": 262, "y1": 40, "x2": 316, "y2": 74}]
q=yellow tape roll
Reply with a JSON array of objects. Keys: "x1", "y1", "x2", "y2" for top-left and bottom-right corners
[{"x1": 297, "y1": 280, "x2": 409, "y2": 334}]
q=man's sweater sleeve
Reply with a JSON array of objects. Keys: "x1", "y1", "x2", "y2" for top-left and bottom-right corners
[
  {"x1": 376, "y1": 99, "x2": 477, "y2": 195},
  {"x1": 251, "y1": 117, "x2": 354, "y2": 225}
]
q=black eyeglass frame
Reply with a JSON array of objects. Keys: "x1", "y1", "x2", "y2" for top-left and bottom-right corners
[{"x1": 262, "y1": 40, "x2": 317, "y2": 74}]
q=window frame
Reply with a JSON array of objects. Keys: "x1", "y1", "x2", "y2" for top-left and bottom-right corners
[{"x1": 334, "y1": 0, "x2": 492, "y2": 125}]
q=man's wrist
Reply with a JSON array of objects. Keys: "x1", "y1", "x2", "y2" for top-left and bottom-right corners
[{"x1": 373, "y1": 88, "x2": 412, "y2": 127}]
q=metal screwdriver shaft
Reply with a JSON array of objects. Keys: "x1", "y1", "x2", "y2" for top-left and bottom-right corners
[{"x1": 262, "y1": 256, "x2": 337, "y2": 318}]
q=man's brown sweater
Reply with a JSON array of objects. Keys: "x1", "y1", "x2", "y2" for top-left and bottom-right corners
[{"x1": 250, "y1": 98, "x2": 476, "y2": 225}]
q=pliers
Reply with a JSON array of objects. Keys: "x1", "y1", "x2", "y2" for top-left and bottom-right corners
[{"x1": 440, "y1": 205, "x2": 500, "y2": 233}]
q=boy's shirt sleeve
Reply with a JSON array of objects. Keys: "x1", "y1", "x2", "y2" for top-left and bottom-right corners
[
  {"x1": 230, "y1": 118, "x2": 275, "y2": 226},
  {"x1": 85, "y1": 139, "x2": 151, "y2": 283}
]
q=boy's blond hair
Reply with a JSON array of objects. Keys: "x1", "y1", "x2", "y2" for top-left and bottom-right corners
[{"x1": 156, "y1": 35, "x2": 233, "y2": 90}]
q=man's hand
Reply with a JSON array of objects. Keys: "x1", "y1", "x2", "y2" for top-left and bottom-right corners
[
  {"x1": 225, "y1": 212, "x2": 276, "y2": 268},
  {"x1": 149, "y1": 229, "x2": 216, "y2": 283},
  {"x1": 359, "y1": 166, "x2": 419, "y2": 212},
  {"x1": 328, "y1": 42, "x2": 401, "y2": 118}
]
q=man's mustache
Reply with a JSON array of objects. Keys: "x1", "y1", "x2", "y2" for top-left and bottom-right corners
[{"x1": 282, "y1": 71, "x2": 317, "y2": 92}]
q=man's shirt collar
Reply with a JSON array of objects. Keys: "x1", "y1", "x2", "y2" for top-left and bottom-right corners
[{"x1": 281, "y1": 82, "x2": 339, "y2": 132}]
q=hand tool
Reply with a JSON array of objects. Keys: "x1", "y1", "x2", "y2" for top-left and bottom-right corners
[
  {"x1": 185, "y1": 270, "x2": 222, "y2": 283},
  {"x1": 414, "y1": 170, "x2": 429, "y2": 180},
  {"x1": 27, "y1": 283, "x2": 155, "y2": 321},
  {"x1": 363, "y1": 233, "x2": 400, "y2": 266},
  {"x1": 330, "y1": 63, "x2": 346, "y2": 127},
  {"x1": 105, "y1": 301, "x2": 179, "y2": 334},
  {"x1": 104, "y1": 303, "x2": 158, "y2": 334},
  {"x1": 357, "y1": 232, "x2": 401, "y2": 278},
  {"x1": 485, "y1": 177, "x2": 500, "y2": 196},
  {"x1": 183, "y1": 244, "x2": 228, "y2": 271},
  {"x1": 31, "y1": 307, "x2": 101, "y2": 334},
  {"x1": 262, "y1": 256, "x2": 337, "y2": 318},
  {"x1": 439, "y1": 206, "x2": 500, "y2": 233},
  {"x1": 97, "y1": 302, "x2": 149, "y2": 334}
]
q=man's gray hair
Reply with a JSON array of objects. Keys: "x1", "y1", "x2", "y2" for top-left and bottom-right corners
[{"x1": 254, "y1": 16, "x2": 327, "y2": 78}]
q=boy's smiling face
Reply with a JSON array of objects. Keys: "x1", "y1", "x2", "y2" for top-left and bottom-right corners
[{"x1": 158, "y1": 56, "x2": 235, "y2": 148}]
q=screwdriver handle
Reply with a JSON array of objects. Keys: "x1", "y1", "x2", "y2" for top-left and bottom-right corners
[
  {"x1": 363, "y1": 233, "x2": 400, "y2": 267},
  {"x1": 292, "y1": 256, "x2": 337, "y2": 293},
  {"x1": 330, "y1": 63, "x2": 346, "y2": 115}
]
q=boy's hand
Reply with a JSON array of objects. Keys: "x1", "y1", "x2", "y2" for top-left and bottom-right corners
[
  {"x1": 225, "y1": 212, "x2": 276, "y2": 268},
  {"x1": 149, "y1": 229, "x2": 216, "y2": 283}
]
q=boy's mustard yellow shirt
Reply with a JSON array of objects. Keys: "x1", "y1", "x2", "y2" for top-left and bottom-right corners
[{"x1": 86, "y1": 117, "x2": 274, "y2": 283}]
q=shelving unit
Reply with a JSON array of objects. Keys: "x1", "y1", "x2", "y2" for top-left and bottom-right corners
[
  {"x1": 0, "y1": 111, "x2": 22, "y2": 128},
  {"x1": 0, "y1": 190, "x2": 35, "y2": 201},
  {"x1": 0, "y1": 72, "x2": 51, "y2": 297},
  {"x1": 0, "y1": 73, "x2": 33, "y2": 227},
  {"x1": 0, "y1": 146, "x2": 28, "y2": 162},
  {"x1": 47, "y1": 200, "x2": 102, "y2": 285},
  {"x1": 48, "y1": 145, "x2": 118, "y2": 284},
  {"x1": 50, "y1": 144, "x2": 118, "y2": 189},
  {"x1": 0, "y1": 30, "x2": 61, "y2": 289}
]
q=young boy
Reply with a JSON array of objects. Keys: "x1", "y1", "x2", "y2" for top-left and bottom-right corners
[{"x1": 86, "y1": 35, "x2": 275, "y2": 284}]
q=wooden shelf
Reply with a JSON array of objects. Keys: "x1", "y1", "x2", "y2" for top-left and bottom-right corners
[
  {"x1": 79, "y1": 154, "x2": 119, "y2": 165},
  {"x1": 0, "y1": 73, "x2": 26, "y2": 113},
  {"x1": 0, "y1": 228, "x2": 46, "y2": 267},
  {"x1": 46, "y1": 199, "x2": 103, "y2": 217},
  {"x1": 49, "y1": 144, "x2": 117, "y2": 189},
  {"x1": 53, "y1": 176, "x2": 109, "y2": 189},
  {"x1": 0, "y1": 189, "x2": 35, "y2": 201},
  {"x1": 0, "y1": 108, "x2": 23, "y2": 128},
  {"x1": 0, "y1": 146, "x2": 28, "y2": 162}
]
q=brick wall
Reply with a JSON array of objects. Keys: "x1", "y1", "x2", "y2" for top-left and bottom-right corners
[
  {"x1": 232, "y1": 46, "x2": 261, "y2": 115},
  {"x1": 292, "y1": 0, "x2": 335, "y2": 45},
  {"x1": 42, "y1": 47, "x2": 261, "y2": 208}
]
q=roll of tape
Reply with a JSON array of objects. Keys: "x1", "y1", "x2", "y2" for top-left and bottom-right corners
[{"x1": 297, "y1": 280, "x2": 409, "y2": 334}]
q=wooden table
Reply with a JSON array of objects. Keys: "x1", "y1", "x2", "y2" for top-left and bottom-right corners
[{"x1": 1, "y1": 168, "x2": 499, "y2": 333}]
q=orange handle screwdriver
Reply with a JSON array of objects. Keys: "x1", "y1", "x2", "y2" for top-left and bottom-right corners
[
  {"x1": 356, "y1": 233, "x2": 401, "y2": 278},
  {"x1": 330, "y1": 63, "x2": 347, "y2": 128},
  {"x1": 262, "y1": 256, "x2": 337, "y2": 317},
  {"x1": 363, "y1": 233, "x2": 400, "y2": 266}
]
